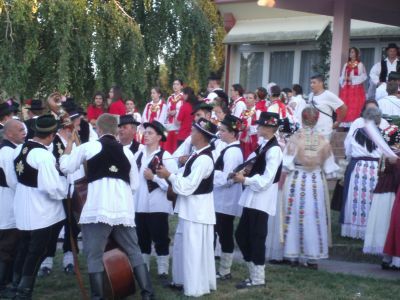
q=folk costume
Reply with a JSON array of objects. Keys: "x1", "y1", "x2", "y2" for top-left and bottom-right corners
[
  {"x1": 167, "y1": 118, "x2": 217, "y2": 297},
  {"x1": 9, "y1": 115, "x2": 67, "y2": 299},
  {"x1": 0, "y1": 138, "x2": 20, "y2": 296},
  {"x1": 164, "y1": 93, "x2": 184, "y2": 153},
  {"x1": 369, "y1": 44, "x2": 400, "y2": 86},
  {"x1": 282, "y1": 127, "x2": 338, "y2": 265},
  {"x1": 239, "y1": 106, "x2": 259, "y2": 160},
  {"x1": 339, "y1": 60, "x2": 367, "y2": 124},
  {"x1": 142, "y1": 100, "x2": 167, "y2": 125},
  {"x1": 134, "y1": 121, "x2": 177, "y2": 276},
  {"x1": 255, "y1": 99, "x2": 268, "y2": 113},
  {"x1": 231, "y1": 96, "x2": 246, "y2": 118},
  {"x1": 24, "y1": 100, "x2": 45, "y2": 141},
  {"x1": 60, "y1": 129, "x2": 154, "y2": 299},
  {"x1": 235, "y1": 112, "x2": 283, "y2": 288},
  {"x1": 213, "y1": 115, "x2": 244, "y2": 279},
  {"x1": 119, "y1": 114, "x2": 144, "y2": 155}
]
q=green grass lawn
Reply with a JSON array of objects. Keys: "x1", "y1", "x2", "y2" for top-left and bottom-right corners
[{"x1": 32, "y1": 213, "x2": 398, "y2": 299}]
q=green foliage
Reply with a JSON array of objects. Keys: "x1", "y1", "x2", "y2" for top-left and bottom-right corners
[
  {"x1": 0, "y1": 0, "x2": 224, "y2": 106},
  {"x1": 313, "y1": 22, "x2": 332, "y2": 81}
]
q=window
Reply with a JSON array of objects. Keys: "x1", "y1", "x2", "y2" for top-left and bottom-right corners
[
  {"x1": 239, "y1": 52, "x2": 264, "y2": 93},
  {"x1": 269, "y1": 51, "x2": 294, "y2": 89},
  {"x1": 359, "y1": 48, "x2": 375, "y2": 90},
  {"x1": 299, "y1": 50, "x2": 320, "y2": 95}
]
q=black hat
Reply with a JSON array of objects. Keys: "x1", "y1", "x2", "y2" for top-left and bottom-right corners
[
  {"x1": 386, "y1": 43, "x2": 399, "y2": 51},
  {"x1": 61, "y1": 98, "x2": 76, "y2": 111},
  {"x1": 388, "y1": 72, "x2": 400, "y2": 81},
  {"x1": 221, "y1": 115, "x2": 243, "y2": 132},
  {"x1": 0, "y1": 102, "x2": 12, "y2": 117},
  {"x1": 26, "y1": 99, "x2": 44, "y2": 111},
  {"x1": 33, "y1": 114, "x2": 58, "y2": 133},
  {"x1": 256, "y1": 112, "x2": 280, "y2": 127},
  {"x1": 191, "y1": 102, "x2": 214, "y2": 115},
  {"x1": 193, "y1": 117, "x2": 218, "y2": 139},
  {"x1": 143, "y1": 120, "x2": 168, "y2": 142},
  {"x1": 208, "y1": 74, "x2": 221, "y2": 81},
  {"x1": 119, "y1": 114, "x2": 140, "y2": 127}
]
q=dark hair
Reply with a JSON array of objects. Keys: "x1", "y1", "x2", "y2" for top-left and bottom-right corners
[
  {"x1": 270, "y1": 85, "x2": 281, "y2": 97},
  {"x1": 256, "y1": 87, "x2": 267, "y2": 100},
  {"x1": 232, "y1": 84, "x2": 244, "y2": 96},
  {"x1": 92, "y1": 91, "x2": 106, "y2": 108},
  {"x1": 348, "y1": 47, "x2": 360, "y2": 61},
  {"x1": 214, "y1": 98, "x2": 230, "y2": 115},
  {"x1": 292, "y1": 84, "x2": 303, "y2": 96},
  {"x1": 387, "y1": 81, "x2": 399, "y2": 95},
  {"x1": 111, "y1": 86, "x2": 123, "y2": 101},
  {"x1": 125, "y1": 99, "x2": 135, "y2": 104},
  {"x1": 360, "y1": 99, "x2": 379, "y2": 116},
  {"x1": 182, "y1": 87, "x2": 198, "y2": 107},
  {"x1": 310, "y1": 74, "x2": 325, "y2": 82},
  {"x1": 173, "y1": 79, "x2": 184, "y2": 86},
  {"x1": 34, "y1": 131, "x2": 54, "y2": 139},
  {"x1": 282, "y1": 88, "x2": 292, "y2": 94}
]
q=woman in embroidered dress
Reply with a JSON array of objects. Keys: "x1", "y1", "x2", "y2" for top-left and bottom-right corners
[
  {"x1": 239, "y1": 92, "x2": 259, "y2": 159},
  {"x1": 340, "y1": 107, "x2": 385, "y2": 239},
  {"x1": 164, "y1": 79, "x2": 184, "y2": 153},
  {"x1": 212, "y1": 98, "x2": 230, "y2": 126},
  {"x1": 282, "y1": 107, "x2": 338, "y2": 269},
  {"x1": 339, "y1": 47, "x2": 368, "y2": 127},
  {"x1": 362, "y1": 124, "x2": 400, "y2": 267},
  {"x1": 142, "y1": 87, "x2": 167, "y2": 124},
  {"x1": 255, "y1": 87, "x2": 268, "y2": 112}
]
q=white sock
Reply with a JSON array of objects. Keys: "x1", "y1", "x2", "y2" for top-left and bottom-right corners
[
  {"x1": 63, "y1": 251, "x2": 74, "y2": 268},
  {"x1": 41, "y1": 257, "x2": 53, "y2": 269}
]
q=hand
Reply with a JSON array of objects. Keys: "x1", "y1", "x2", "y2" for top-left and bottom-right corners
[
  {"x1": 156, "y1": 165, "x2": 171, "y2": 179},
  {"x1": 143, "y1": 168, "x2": 154, "y2": 181},
  {"x1": 232, "y1": 171, "x2": 245, "y2": 184},
  {"x1": 332, "y1": 121, "x2": 340, "y2": 129},
  {"x1": 179, "y1": 155, "x2": 189, "y2": 165},
  {"x1": 168, "y1": 110, "x2": 176, "y2": 117}
]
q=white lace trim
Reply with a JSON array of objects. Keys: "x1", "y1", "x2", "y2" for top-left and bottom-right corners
[{"x1": 80, "y1": 215, "x2": 135, "y2": 227}]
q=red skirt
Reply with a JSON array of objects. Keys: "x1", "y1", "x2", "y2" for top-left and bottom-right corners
[
  {"x1": 339, "y1": 84, "x2": 366, "y2": 122},
  {"x1": 383, "y1": 187, "x2": 400, "y2": 257},
  {"x1": 240, "y1": 135, "x2": 258, "y2": 160},
  {"x1": 164, "y1": 130, "x2": 178, "y2": 153}
]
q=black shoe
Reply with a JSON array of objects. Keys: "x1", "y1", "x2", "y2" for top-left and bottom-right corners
[
  {"x1": 15, "y1": 276, "x2": 35, "y2": 300},
  {"x1": 216, "y1": 272, "x2": 232, "y2": 280},
  {"x1": 37, "y1": 267, "x2": 51, "y2": 278},
  {"x1": 1, "y1": 272, "x2": 21, "y2": 298},
  {"x1": 133, "y1": 264, "x2": 155, "y2": 300},
  {"x1": 88, "y1": 272, "x2": 104, "y2": 300},
  {"x1": 64, "y1": 264, "x2": 75, "y2": 275},
  {"x1": 166, "y1": 282, "x2": 183, "y2": 292}
]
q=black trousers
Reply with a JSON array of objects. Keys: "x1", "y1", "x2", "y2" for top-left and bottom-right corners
[
  {"x1": 135, "y1": 212, "x2": 170, "y2": 256},
  {"x1": 215, "y1": 213, "x2": 235, "y2": 253},
  {"x1": 13, "y1": 220, "x2": 64, "y2": 277},
  {"x1": 235, "y1": 207, "x2": 268, "y2": 266},
  {"x1": 0, "y1": 229, "x2": 21, "y2": 262},
  {"x1": 46, "y1": 199, "x2": 80, "y2": 257}
]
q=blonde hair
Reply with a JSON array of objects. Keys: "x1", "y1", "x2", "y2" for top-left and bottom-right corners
[{"x1": 96, "y1": 113, "x2": 118, "y2": 135}]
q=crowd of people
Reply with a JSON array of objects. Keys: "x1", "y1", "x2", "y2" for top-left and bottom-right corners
[{"x1": 0, "y1": 42, "x2": 399, "y2": 300}]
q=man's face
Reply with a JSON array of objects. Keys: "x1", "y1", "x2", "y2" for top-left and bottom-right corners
[
  {"x1": 118, "y1": 124, "x2": 135, "y2": 142},
  {"x1": 11, "y1": 122, "x2": 27, "y2": 144},
  {"x1": 387, "y1": 48, "x2": 398, "y2": 60},
  {"x1": 310, "y1": 79, "x2": 323, "y2": 93},
  {"x1": 194, "y1": 110, "x2": 207, "y2": 122},
  {"x1": 143, "y1": 127, "x2": 161, "y2": 146}
]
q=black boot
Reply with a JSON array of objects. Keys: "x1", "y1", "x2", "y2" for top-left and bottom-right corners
[
  {"x1": 14, "y1": 276, "x2": 35, "y2": 300},
  {"x1": 88, "y1": 272, "x2": 104, "y2": 300},
  {"x1": 0, "y1": 272, "x2": 21, "y2": 299},
  {"x1": 0, "y1": 260, "x2": 7, "y2": 292},
  {"x1": 133, "y1": 264, "x2": 155, "y2": 300}
]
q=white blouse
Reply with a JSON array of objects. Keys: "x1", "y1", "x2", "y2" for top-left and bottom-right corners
[
  {"x1": 169, "y1": 145, "x2": 216, "y2": 225},
  {"x1": 60, "y1": 138, "x2": 139, "y2": 227},
  {"x1": 239, "y1": 139, "x2": 283, "y2": 215},
  {"x1": 213, "y1": 141, "x2": 243, "y2": 216},
  {"x1": 134, "y1": 147, "x2": 177, "y2": 214},
  {"x1": 10, "y1": 142, "x2": 67, "y2": 230},
  {"x1": 339, "y1": 62, "x2": 368, "y2": 87}
]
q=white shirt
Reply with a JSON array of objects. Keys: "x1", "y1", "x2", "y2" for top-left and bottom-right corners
[
  {"x1": 213, "y1": 141, "x2": 243, "y2": 216},
  {"x1": 378, "y1": 95, "x2": 400, "y2": 116},
  {"x1": 370, "y1": 58, "x2": 399, "y2": 85},
  {"x1": 346, "y1": 117, "x2": 389, "y2": 151},
  {"x1": 141, "y1": 100, "x2": 168, "y2": 125},
  {"x1": 60, "y1": 136, "x2": 139, "y2": 226},
  {"x1": 231, "y1": 97, "x2": 246, "y2": 118},
  {"x1": 239, "y1": 139, "x2": 283, "y2": 215},
  {"x1": 134, "y1": 147, "x2": 177, "y2": 214},
  {"x1": 309, "y1": 90, "x2": 344, "y2": 137},
  {"x1": 124, "y1": 140, "x2": 144, "y2": 154},
  {"x1": 0, "y1": 141, "x2": 18, "y2": 229},
  {"x1": 10, "y1": 141, "x2": 67, "y2": 230},
  {"x1": 375, "y1": 83, "x2": 388, "y2": 101},
  {"x1": 339, "y1": 62, "x2": 368, "y2": 87},
  {"x1": 169, "y1": 145, "x2": 216, "y2": 225}
]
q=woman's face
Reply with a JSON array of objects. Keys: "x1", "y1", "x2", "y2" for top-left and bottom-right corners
[
  {"x1": 108, "y1": 88, "x2": 114, "y2": 100},
  {"x1": 213, "y1": 105, "x2": 225, "y2": 121},
  {"x1": 245, "y1": 93, "x2": 256, "y2": 108},
  {"x1": 218, "y1": 124, "x2": 234, "y2": 143},
  {"x1": 349, "y1": 49, "x2": 357, "y2": 60},
  {"x1": 151, "y1": 89, "x2": 160, "y2": 101},
  {"x1": 94, "y1": 95, "x2": 103, "y2": 107},
  {"x1": 173, "y1": 80, "x2": 182, "y2": 93},
  {"x1": 125, "y1": 100, "x2": 135, "y2": 112}
]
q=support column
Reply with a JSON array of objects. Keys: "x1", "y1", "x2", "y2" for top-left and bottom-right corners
[
  {"x1": 328, "y1": 0, "x2": 351, "y2": 95},
  {"x1": 223, "y1": 13, "x2": 236, "y2": 92}
]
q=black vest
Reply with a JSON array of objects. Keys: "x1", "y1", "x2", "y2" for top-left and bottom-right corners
[
  {"x1": 79, "y1": 119, "x2": 90, "y2": 143},
  {"x1": 86, "y1": 135, "x2": 131, "y2": 184},
  {"x1": 248, "y1": 136, "x2": 282, "y2": 184},
  {"x1": 52, "y1": 134, "x2": 66, "y2": 177},
  {"x1": 379, "y1": 60, "x2": 400, "y2": 82},
  {"x1": 0, "y1": 140, "x2": 16, "y2": 187},
  {"x1": 129, "y1": 140, "x2": 141, "y2": 155},
  {"x1": 215, "y1": 144, "x2": 242, "y2": 171},
  {"x1": 14, "y1": 141, "x2": 47, "y2": 187},
  {"x1": 24, "y1": 118, "x2": 36, "y2": 141},
  {"x1": 136, "y1": 149, "x2": 165, "y2": 193},
  {"x1": 183, "y1": 147, "x2": 214, "y2": 195}
]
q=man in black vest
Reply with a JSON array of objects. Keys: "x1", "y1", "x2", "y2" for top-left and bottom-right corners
[
  {"x1": 118, "y1": 114, "x2": 142, "y2": 154},
  {"x1": 60, "y1": 113, "x2": 154, "y2": 300},
  {"x1": 24, "y1": 100, "x2": 45, "y2": 141},
  {"x1": 369, "y1": 43, "x2": 400, "y2": 99},
  {"x1": 232, "y1": 111, "x2": 283, "y2": 289},
  {"x1": 0, "y1": 120, "x2": 26, "y2": 298}
]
